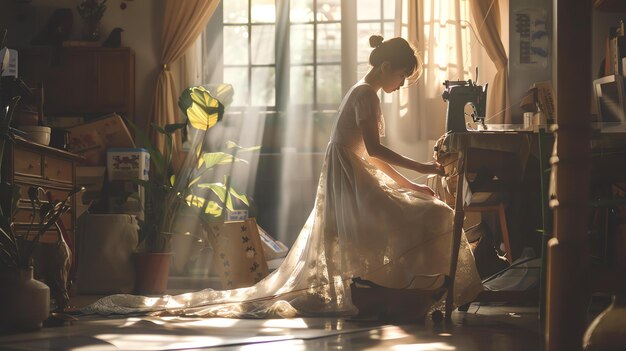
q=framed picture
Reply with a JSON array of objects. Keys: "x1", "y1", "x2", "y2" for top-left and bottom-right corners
[{"x1": 594, "y1": 74, "x2": 626, "y2": 123}]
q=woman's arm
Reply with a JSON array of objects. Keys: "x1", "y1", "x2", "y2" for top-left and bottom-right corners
[
  {"x1": 367, "y1": 156, "x2": 435, "y2": 196},
  {"x1": 361, "y1": 117, "x2": 444, "y2": 175}
]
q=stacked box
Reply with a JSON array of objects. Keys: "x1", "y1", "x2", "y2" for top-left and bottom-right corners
[
  {"x1": 107, "y1": 148, "x2": 150, "y2": 181},
  {"x1": 68, "y1": 113, "x2": 135, "y2": 166},
  {"x1": 108, "y1": 181, "x2": 145, "y2": 221}
]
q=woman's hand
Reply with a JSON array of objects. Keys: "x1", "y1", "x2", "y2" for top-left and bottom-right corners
[
  {"x1": 407, "y1": 182, "x2": 436, "y2": 197},
  {"x1": 420, "y1": 162, "x2": 445, "y2": 176}
]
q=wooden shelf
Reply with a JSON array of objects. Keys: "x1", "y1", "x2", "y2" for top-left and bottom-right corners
[{"x1": 18, "y1": 47, "x2": 135, "y2": 119}]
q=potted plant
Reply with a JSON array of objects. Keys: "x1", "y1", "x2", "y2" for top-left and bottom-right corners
[
  {"x1": 76, "y1": 0, "x2": 107, "y2": 41},
  {"x1": 127, "y1": 84, "x2": 258, "y2": 294}
]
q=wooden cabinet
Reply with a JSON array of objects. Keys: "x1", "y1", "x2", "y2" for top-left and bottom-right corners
[
  {"x1": 2, "y1": 137, "x2": 83, "y2": 244},
  {"x1": 18, "y1": 47, "x2": 135, "y2": 119}
]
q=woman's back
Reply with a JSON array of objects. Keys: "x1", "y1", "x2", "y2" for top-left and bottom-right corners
[{"x1": 330, "y1": 82, "x2": 383, "y2": 156}]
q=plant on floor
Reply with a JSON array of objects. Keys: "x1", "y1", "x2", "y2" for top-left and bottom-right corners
[{"x1": 128, "y1": 84, "x2": 258, "y2": 253}]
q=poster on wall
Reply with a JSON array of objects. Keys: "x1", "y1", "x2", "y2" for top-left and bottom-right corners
[{"x1": 513, "y1": 8, "x2": 549, "y2": 68}]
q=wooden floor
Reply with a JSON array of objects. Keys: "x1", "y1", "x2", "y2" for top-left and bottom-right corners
[{"x1": 0, "y1": 302, "x2": 545, "y2": 350}]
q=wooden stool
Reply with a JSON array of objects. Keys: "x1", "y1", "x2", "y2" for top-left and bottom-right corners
[{"x1": 466, "y1": 202, "x2": 512, "y2": 263}]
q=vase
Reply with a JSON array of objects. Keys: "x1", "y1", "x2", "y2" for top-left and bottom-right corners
[
  {"x1": 134, "y1": 252, "x2": 172, "y2": 295},
  {"x1": 583, "y1": 294, "x2": 626, "y2": 351},
  {"x1": 82, "y1": 20, "x2": 101, "y2": 41},
  {"x1": 0, "y1": 266, "x2": 50, "y2": 331}
]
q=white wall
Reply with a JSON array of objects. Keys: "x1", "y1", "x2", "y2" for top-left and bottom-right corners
[
  {"x1": 0, "y1": 0, "x2": 164, "y2": 127},
  {"x1": 508, "y1": 0, "x2": 553, "y2": 123}
]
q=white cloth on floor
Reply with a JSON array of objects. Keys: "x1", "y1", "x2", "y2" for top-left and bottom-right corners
[{"x1": 82, "y1": 81, "x2": 482, "y2": 318}]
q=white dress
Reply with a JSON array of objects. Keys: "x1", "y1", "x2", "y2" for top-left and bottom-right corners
[{"x1": 83, "y1": 81, "x2": 482, "y2": 318}]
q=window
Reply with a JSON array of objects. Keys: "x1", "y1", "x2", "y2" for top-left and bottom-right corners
[
  {"x1": 203, "y1": 0, "x2": 404, "y2": 112},
  {"x1": 223, "y1": 0, "x2": 277, "y2": 107}
]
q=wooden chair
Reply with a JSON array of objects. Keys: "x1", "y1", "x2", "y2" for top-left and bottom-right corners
[{"x1": 466, "y1": 200, "x2": 512, "y2": 263}]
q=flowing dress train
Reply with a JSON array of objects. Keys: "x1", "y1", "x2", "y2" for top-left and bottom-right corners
[{"x1": 82, "y1": 82, "x2": 482, "y2": 318}]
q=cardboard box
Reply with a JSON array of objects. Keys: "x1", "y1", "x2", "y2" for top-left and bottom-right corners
[
  {"x1": 208, "y1": 218, "x2": 269, "y2": 289},
  {"x1": 68, "y1": 113, "x2": 135, "y2": 165}
]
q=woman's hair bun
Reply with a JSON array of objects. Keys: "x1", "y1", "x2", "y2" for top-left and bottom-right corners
[{"x1": 369, "y1": 35, "x2": 384, "y2": 48}]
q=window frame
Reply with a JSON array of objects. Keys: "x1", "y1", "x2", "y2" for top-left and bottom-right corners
[{"x1": 204, "y1": 0, "x2": 404, "y2": 112}]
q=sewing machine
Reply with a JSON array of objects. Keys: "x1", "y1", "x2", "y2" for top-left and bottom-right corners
[{"x1": 442, "y1": 79, "x2": 488, "y2": 132}]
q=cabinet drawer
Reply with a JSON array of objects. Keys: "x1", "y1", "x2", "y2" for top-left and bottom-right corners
[
  {"x1": 44, "y1": 156, "x2": 73, "y2": 183},
  {"x1": 13, "y1": 148, "x2": 42, "y2": 177},
  {"x1": 13, "y1": 209, "x2": 72, "y2": 231},
  {"x1": 16, "y1": 229, "x2": 63, "y2": 244}
]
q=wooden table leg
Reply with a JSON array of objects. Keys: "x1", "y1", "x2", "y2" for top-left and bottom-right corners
[{"x1": 445, "y1": 150, "x2": 466, "y2": 320}]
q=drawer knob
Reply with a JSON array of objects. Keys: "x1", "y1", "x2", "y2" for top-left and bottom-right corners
[{"x1": 28, "y1": 164, "x2": 34, "y2": 169}]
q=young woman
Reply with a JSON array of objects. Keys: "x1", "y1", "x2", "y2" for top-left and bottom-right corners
[{"x1": 84, "y1": 36, "x2": 482, "y2": 319}]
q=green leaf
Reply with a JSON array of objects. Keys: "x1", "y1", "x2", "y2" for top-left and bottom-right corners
[
  {"x1": 225, "y1": 141, "x2": 261, "y2": 154},
  {"x1": 178, "y1": 86, "x2": 224, "y2": 131},
  {"x1": 224, "y1": 185, "x2": 249, "y2": 206},
  {"x1": 200, "y1": 152, "x2": 248, "y2": 169},
  {"x1": 204, "y1": 201, "x2": 223, "y2": 216},
  {"x1": 184, "y1": 195, "x2": 223, "y2": 217},
  {"x1": 196, "y1": 181, "x2": 249, "y2": 209},
  {"x1": 164, "y1": 123, "x2": 186, "y2": 134}
]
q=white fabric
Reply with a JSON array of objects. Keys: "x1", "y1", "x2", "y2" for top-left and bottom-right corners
[{"x1": 82, "y1": 81, "x2": 482, "y2": 318}]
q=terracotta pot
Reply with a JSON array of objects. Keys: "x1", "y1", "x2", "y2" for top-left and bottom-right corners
[
  {"x1": 134, "y1": 252, "x2": 171, "y2": 295},
  {"x1": 0, "y1": 266, "x2": 50, "y2": 331}
]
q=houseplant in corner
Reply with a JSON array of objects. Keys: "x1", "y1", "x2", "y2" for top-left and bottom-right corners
[{"x1": 127, "y1": 84, "x2": 257, "y2": 294}]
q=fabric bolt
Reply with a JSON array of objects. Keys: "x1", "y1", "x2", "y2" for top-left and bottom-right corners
[{"x1": 83, "y1": 81, "x2": 482, "y2": 318}]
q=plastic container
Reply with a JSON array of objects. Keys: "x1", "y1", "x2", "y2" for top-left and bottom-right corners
[{"x1": 107, "y1": 148, "x2": 150, "y2": 181}]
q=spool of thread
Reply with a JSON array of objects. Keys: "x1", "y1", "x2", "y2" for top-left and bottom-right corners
[
  {"x1": 523, "y1": 112, "x2": 533, "y2": 130},
  {"x1": 533, "y1": 112, "x2": 547, "y2": 125}
]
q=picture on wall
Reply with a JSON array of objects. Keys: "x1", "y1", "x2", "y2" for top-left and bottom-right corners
[{"x1": 513, "y1": 8, "x2": 549, "y2": 68}]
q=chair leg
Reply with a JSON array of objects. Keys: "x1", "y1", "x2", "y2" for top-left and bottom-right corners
[{"x1": 498, "y1": 203, "x2": 513, "y2": 263}]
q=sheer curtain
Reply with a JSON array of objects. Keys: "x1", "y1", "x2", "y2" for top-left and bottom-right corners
[
  {"x1": 469, "y1": 0, "x2": 510, "y2": 123},
  {"x1": 384, "y1": 0, "x2": 498, "y2": 174}
]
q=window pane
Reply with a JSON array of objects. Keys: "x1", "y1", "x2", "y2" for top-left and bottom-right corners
[
  {"x1": 357, "y1": 0, "x2": 381, "y2": 20},
  {"x1": 317, "y1": 23, "x2": 341, "y2": 63},
  {"x1": 357, "y1": 23, "x2": 381, "y2": 62},
  {"x1": 251, "y1": 67, "x2": 275, "y2": 106},
  {"x1": 224, "y1": 67, "x2": 249, "y2": 106},
  {"x1": 383, "y1": 0, "x2": 396, "y2": 20},
  {"x1": 357, "y1": 62, "x2": 369, "y2": 77},
  {"x1": 251, "y1": 25, "x2": 275, "y2": 65},
  {"x1": 317, "y1": 0, "x2": 341, "y2": 21},
  {"x1": 290, "y1": 24, "x2": 314, "y2": 64},
  {"x1": 317, "y1": 65, "x2": 341, "y2": 105},
  {"x1": 224, "y1": 26, "x2": 249, "y2": 65},
  {"x1": 224, "y1": 0, "x2": 248, "y2": 23},
  {"x1": 290, "y1": 0, "x2": 313, "y2": 22},
  {"x1": 290, "y1": 66, "x2": 314, "y2": 104},
  {"x1": 251, "y1": 0, "x2": 276, "y2": 23},
  {"x1": 383, "y1": 22, "x2": 394, "y2": 40}
]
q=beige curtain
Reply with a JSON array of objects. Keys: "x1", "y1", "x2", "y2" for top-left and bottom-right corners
[
  {"x1": 469, "y1": 0, "x2": 510, "y2": 123},
  {"x1": 386, "y1": 0, "x2": 478, "y2": 168},
  {"x1": 151, "y1": 0, "x2": 220, "y2": 168}
]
